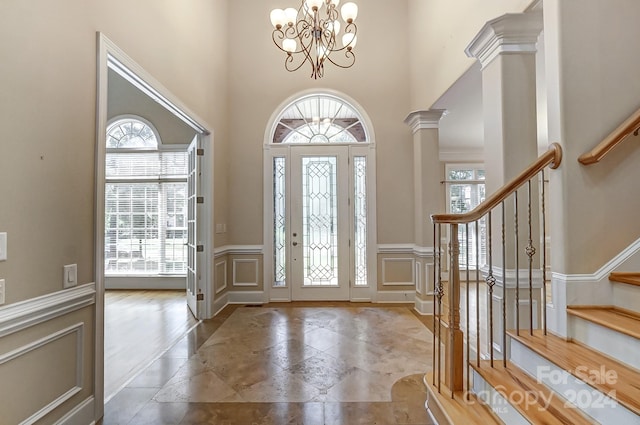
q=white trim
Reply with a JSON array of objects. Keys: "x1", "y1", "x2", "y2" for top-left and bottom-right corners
[
  {"x1": 376, "y1": 290, "x2": 415, "y2": 303},
  {"x1": 212, "y1": 292, "x2": 229, "y2": 316},
  {"x1": 377, "y1": 244, "x2": 415, "y2": 254},
  {"x1": 381, "y1": 257, "x2": 416, "y2": 286},
  {"x1": 4, "y1": 324, "x2": 85, "y2": 425},
  {"x1": 403, "y1": 110, "x2": 447, "y2": 134},
  {"x1": 227, "y1": 291, "x2": 265, "y2": 305},
  {"x1": 214, "y1": 245, "x2": 264, "y2": 257},
  {"x1": 214, "y1": 260, "x2": 227, "y2": 294},
  {"x1": 232, "y1": 259, "x2": 259, "y2": 287},
  {"x1": 0, "y1": 283, "x2": 95, "y2": 338},
  {"x1": 54, "y1": 397, "x2": 95, "y2": 425},
  {"x1": 414, "y1": 297, "x2": 434, "y2": 315},
  {"x1": 465, "y1": 11, "x2": 543, "y2": 69}
]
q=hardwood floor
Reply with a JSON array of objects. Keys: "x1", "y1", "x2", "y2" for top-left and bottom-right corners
[{"x1": 105, "y1": 290, "x2": 199, "y2": 400}]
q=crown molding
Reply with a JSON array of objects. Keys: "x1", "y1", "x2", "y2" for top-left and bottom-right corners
[
  {"x1": 465, "y1": 12, "x2": 543, "y2": 69},
  {"x1": 404, "y1": 110, "x2": 447, "y2": 134}
]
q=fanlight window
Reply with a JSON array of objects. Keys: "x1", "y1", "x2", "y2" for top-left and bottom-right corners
[
  {"x1": 107, "y1": 118, "x2": 158, "y2": 149},
  {"x1": 273, "y1": 94, "x2": 367, "y2": 144}
]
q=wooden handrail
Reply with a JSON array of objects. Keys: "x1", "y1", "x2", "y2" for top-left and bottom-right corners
[
  {"x1": 578, "y1": 107, "x2": 640, "y2": 165},
  {"x1": 432, "y1": 142, "x2": 562, "y2": 224}
]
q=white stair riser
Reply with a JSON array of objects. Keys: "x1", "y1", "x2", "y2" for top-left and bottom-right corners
[
  {"x1": 471, "y1": 369, "x2": 529, "y2": 425},
  {"x1": 509, "y1": 337, "x2": 636, "y2": 425},
  {"x1": 568, "y1": 315, "x2": 640, "y2": 371},
  {"x1": 612, "y1": 284, "x2": 640, "y2": 315}
]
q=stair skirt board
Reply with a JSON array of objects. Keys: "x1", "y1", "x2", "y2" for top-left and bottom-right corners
[
  {"x1": 568, "y1": 314, "x2": 640, "y2": 371},
  {"x1": 471, "y1": 370, "x2": 529, "y2": 425},
  {"x1": 509, "y1": 337, "x2": 636, "y2": 425}
]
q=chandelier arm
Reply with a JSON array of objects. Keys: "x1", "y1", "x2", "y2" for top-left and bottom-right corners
[{"x1": 323, "y1": 48, "x2": 355, "y2": 69}]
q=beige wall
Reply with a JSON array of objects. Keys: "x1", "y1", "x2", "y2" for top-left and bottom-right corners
[
  {"x1": 545, "y1": 0, "x2": 640, "y2": 274},
  {"x1": 107, "y1": 70, "x2": 197, "y2": 145},
  {"x1": 407, "y1": 0, "x2": 534, "y2": 110},
  {"x1": 0, "y1": 0, "x2": 228, "y2": 422},
  {"x1": 227, "y1": 0, "x2": 414, "y2": 246}
]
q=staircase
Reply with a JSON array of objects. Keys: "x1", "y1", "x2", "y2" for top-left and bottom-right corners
[
  {"x1": 425, "y1": 144, "x2": 640, "y2": 424},
  {"x1": 425, "y1": 275, "x2": 640, "y2": 425}
]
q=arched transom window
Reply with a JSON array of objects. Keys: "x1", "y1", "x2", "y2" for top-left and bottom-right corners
[
  {"x1": 107, "y1": 118, "x2": 159, "y2": 149},
  {"x1": 272, "y1": 94, "x2": 368, "y2": 144}
]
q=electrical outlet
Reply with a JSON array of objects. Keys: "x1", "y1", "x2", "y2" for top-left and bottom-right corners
[
  {"x1": 63, "y1": 264, "x2": 77, "y2": 288},
  {"x1": 0, "y1": 232, "x2": 6, "y2": 261},
  {"x1": 0, "y1": 279, "x2": 5, "y2": 305}
]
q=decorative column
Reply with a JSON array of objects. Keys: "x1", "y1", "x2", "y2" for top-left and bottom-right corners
[
  {"x1": 466, "y1": 11, "x2": 544, "y2": 354},
  {"x1": 404, "y1": 109, "x2": 446, "y2": 315}
]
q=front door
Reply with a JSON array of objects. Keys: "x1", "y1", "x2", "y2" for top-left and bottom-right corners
[{"x1": 290, "y1": 146, "x2": 350, "y2": 300}]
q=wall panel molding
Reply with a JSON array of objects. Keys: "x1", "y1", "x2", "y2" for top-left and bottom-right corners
[
  {"x1": 0, "y1": 323, "x2": 85, "y2": 425},
  {"x1": 215, "y1": 260, "x2": 228, "y2": 294},
  {"x1": 0, "y1": 283, "x2": 95, "y2": 338},
  {"x1": 232, "y1": 259, "x2": 259, "y2": 287},
  {"x1": 381, "y1": 257, "x2": 415, "y2": 286}
]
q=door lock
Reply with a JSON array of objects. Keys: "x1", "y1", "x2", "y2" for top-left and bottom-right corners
[{"x1": 292, "y1": 242, "x2": 298, "y2": 246}]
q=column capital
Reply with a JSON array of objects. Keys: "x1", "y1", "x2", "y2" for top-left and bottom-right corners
[
  {"x1": 404, "y1": 110, "x2": 447, "y2": 135},
  {"x1": 465, "y1": 11, "x2": 543, "y2": 69}
]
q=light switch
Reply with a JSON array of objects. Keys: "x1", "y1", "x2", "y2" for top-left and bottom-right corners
[
  {"x1": 63, "y1": 264, "x2": 77, "y2": 288},
  {"x1": 0, "y1": 232, "x2": 6, "y2": 261},
  {"x1": 0, "y1": 279, "x2": 5, "y2": 305}
]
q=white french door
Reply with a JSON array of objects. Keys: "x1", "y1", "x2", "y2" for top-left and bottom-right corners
[
  {"x1": 186, "y1": 136, "x2": 200, "y2": 317},
  {"x1": 290, "y1": 146, "x2": 350, "y2": 300}
]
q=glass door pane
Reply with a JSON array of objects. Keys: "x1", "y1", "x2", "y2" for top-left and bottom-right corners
[{"x1": 302, "y1": 156, "x2": 339, "y2": 286}]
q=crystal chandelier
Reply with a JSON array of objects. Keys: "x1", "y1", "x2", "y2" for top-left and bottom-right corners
[{"x1": 270, "y1": 0, "x2": 359, "y2": 79}]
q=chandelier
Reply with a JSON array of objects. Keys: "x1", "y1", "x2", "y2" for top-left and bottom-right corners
[{"x1": 270, "y1": 0, "x2": 359, "y2": 79}]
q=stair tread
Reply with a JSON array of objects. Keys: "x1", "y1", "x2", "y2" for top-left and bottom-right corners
[
  {"x1": 508, "y1": 329, "x2": 640, "y2": 416},
  {"x1": 424, "y1": 373, "x2": 500, "y2": 425},
  {"x1": 567, "y1": 306, "x2": 640, "y2": 339},
  {"x1": 609, "y1": 272, "x2": 640, "y2": 287},
  {"x1": 472, "y1": 361, "x2": 594, "y2": 425}
]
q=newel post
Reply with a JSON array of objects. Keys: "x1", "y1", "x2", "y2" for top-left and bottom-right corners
[{"x1": 446, "y1": 223, "x2": 464, "y2": 391}]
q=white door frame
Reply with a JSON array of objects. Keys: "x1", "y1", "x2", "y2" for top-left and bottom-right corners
[
  {"x1": 262, "y1": 89, "x2": 378, "y2": 303},
  {"x1": 95, "y1": 33, "x2": 215, "y2": 420}
]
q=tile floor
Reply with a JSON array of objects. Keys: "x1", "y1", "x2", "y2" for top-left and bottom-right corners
[{"x1": 101, "y1": 304, "x2": 434, "y2": 425}]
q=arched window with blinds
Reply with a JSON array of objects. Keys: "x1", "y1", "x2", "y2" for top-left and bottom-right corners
[{"x1": 104, "y1": 117, "x2": 188, "y2": 275}]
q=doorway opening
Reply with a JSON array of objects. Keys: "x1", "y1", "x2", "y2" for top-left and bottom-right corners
[
  {"x1": 264, "y1": 91, "x2": 376, "y2": 302},
  {"x1": 95, "y1": 33, "x2": 214, "y2": 415}
]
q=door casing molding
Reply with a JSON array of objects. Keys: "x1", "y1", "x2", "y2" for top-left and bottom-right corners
[{"x1": 95, "y1": 32, "x2": 214, "y2": 421}]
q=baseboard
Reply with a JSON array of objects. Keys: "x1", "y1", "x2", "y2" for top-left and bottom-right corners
[
  {"x1": 54, "y1": 396, "x2": 95, "y2": 425},
  {"x1": 376, "y1": 290, "x2": 415, "y2": 303},
  {"x1": 227, "y1": 291, "x2": 265, "y2": 305},
  {"x1": 212, "y1": 292, "x2": 229, "y2": 316},
  {"x1": 414, "y1": 296, "x2": 434, "y2": 314},
  {"x1": 104, "y1": 276, "x2": 185, "y2": 290}
]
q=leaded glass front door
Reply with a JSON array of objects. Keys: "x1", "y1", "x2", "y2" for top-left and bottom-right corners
[{"x1": 291, "y1": 147, "x2": 350, "y2": 300}]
